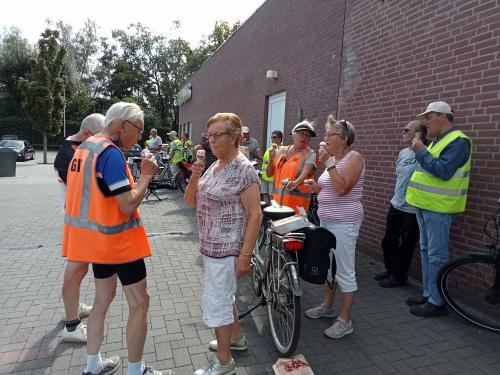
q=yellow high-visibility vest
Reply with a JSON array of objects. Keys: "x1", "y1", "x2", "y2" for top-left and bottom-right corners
[
  {"x1": 261, "y1": 147, "x2": 273, "y2": 182},
  {"x1": 406, "y1": 129, "x2": 471, "y2": 213}
]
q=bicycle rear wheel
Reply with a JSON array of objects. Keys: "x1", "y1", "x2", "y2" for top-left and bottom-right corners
[
  {"x1": 266, "y1": 249, "x2": 301, "y2": 356},
  {"x1": 177, "y1": 173, "x2": 188, "y2": 193},
  {"x1": 438, "y1": 254, "x2": 500, "y2": 333}
]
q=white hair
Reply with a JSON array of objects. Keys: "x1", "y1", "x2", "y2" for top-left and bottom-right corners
[
  {"x1": 80, "y1": 113, "x2": 105, "y2": 134},
  {"x1": 104, "y1": 102, "x2": 144, "y2": 129}
]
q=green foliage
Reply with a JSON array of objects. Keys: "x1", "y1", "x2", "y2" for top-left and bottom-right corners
[
  {"x1": 19, "y1": 29, "x2": 66, "y2": 136},
  {"x1": 1, "y1": 19, "x2": 239, "y2": 146},
  {"x1": 187, "y1": 20, "x2": 240, "y2": 73},
  {"x1": 0, "y1": 27, "x2": 33, "y2": 116}
]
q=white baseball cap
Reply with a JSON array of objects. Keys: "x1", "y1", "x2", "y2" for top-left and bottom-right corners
[
  {"x1": 291, "y1": 120, "x2": 316, "y2": 137},
  {"x1": 242, "y1": 126, "x2": 250, "y2": 133},
  {"x1": 167, "y1": 130, "x2": 177, "y2": 137},
  {"x1": 417, "y1": 101, "x2": 453, "y2": 119}
]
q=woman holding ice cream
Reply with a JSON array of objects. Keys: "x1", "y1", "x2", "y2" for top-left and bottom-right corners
[{"x1": 184, "y1": 113, "x2": 262, "y2": 375}]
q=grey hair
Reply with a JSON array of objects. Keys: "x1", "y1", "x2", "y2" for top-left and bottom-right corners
[
  {"x1": 326, "y1": 115, "x2": 355, "y2": 146},
  {"x1": 104, "y1": 102, "x2": 144, "y2": 129},
  {"x1": 80, "y1": 113, "x2": 105, "y2": 134}
]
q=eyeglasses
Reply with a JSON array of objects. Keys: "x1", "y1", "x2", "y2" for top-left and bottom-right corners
[
  {"x1": 325, "y1": 132, "x2": 342, "y2": 138},
  {"x1": 402, "y1": 128, "x2": 412, "y2": 133},
  {"x1": 207, "y1": 132, "x2": 229, "y2": 140},
  {"x1": 124, "y1": 119, "x2": 144, "y2": 135},
  {"x1": 271, "y1": 135, "x2": 281, "y2": 139}
]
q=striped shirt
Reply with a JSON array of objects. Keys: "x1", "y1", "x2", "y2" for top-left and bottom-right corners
[{"x1": 317, "y1": 151, "x2": 365, "y2": 224}]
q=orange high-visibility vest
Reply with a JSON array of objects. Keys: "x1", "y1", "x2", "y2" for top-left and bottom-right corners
[
  {"x1": 62, "y1": 136, "x2": 151, "y2": 264},
  {"x1": 272, "y1": 145, "x2": 316, "y2": 213}
]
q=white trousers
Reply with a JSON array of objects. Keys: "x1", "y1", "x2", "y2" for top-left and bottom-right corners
[{"x1": 202, "y1": 255, "x2": 237, "y2": 328}]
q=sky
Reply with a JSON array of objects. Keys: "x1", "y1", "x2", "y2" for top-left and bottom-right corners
[{"x1": 0, "y1": 0, "x2": 265, "y2": 47}]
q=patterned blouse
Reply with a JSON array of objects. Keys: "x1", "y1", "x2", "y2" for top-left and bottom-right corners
[{"x1": 196, "y1": 153, "x2": 260, "y2": 258}]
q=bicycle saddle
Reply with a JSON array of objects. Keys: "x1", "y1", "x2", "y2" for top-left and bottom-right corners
[{"x1": 263, "y1": 205, "x2": 295, "y2": 221}]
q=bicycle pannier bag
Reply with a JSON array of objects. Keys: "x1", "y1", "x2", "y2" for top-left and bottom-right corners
[{"x1": 298, "y1": 227, "x2": 336, "y2": 285}]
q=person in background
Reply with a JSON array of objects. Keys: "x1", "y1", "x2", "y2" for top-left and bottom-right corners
[
  {"x1": 168, "y1": 130, "x2": 183, "y2": 174},
  {"x1": 375, "y1": 120, "x2": 428, "y2": 288},
  {"x1": 63, "y1": 102, "x2": 170, "y2": 375},
  {"x1": 304, "y1": 116, "x2": 365, "y2": 339},
  {"x1": 241, "y1": 126, "x2": 262, "y2": 162},
  {"x1": 260, "y1": 130, "x2": 283, "y2": 204},
  {"x1": 184, "y1": 113, "x2": 261, "y2": 375},
  {"x1": 181, "y1": 132, "x2": 194, "y2": 162},
  {"x1": 266, "y1": 120, "x2": 317, "y2": 213},
  {"x1": 406, "y1": 101, "x2": 472, "y2": 317},
  {"x1": 194, "y1": 132, "x2": 217, "y2": 172},
  {"x1": 54, "y1": 113, "x2": 104, "y2": 343},
  {"x1": 148, "y1": 128, "x2": 162, "y2": 152}
]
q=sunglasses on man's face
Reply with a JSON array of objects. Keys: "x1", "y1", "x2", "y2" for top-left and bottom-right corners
[{"x1": 402, "y1": 128, "x2": 412, "y2": 133}]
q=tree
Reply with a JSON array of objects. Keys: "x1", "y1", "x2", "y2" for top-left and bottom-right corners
[
  {"x1": 111, "y1": 24, "x2": 192, "y2": 129},
  {"x1": 0, "y1": 27, "x2": 33, "y2": 116},
  {"x1": 19, "y1": 29, "x2": 66, "y2": 163},
  {"x1": 187, "y1": 20, "x2": 240, "y2": 74}
]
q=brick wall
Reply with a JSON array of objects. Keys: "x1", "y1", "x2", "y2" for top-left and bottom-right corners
[
  {"x1": 180, "y1": 0, "x2": 500, "y2": 275},
  {"x1": 338, "y1": 0, "x2": 500, "y2": 268},
  {"x1": 179, "y1": 0, "x2": 346, "y2": 146}
]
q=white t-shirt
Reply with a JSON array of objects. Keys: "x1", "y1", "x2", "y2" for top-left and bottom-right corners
[{"x1": 150, "y1": 135, "x2": 162, "y2": 151}]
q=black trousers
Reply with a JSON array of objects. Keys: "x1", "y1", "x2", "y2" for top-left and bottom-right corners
[{"x1": 381, "y1": 204, "x2": 420, "y2": 281}]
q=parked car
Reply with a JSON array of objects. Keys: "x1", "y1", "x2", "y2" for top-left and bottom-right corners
[
  {"x1": 122, "y1": 144, "x2": 142, "y2": 159},
  {"x1": 1, "y1": 134, "x2": 18, "y2": 140},
  {"x1": 0, "y1": 139, "x2": 35, "y2": 161}
]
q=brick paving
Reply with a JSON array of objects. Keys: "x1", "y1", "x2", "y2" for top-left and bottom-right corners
[{"x1": 0, "y1": 156, "x2": 499, "y2": 375}]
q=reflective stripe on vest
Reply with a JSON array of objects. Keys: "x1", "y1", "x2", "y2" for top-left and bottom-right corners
[
  {"x1": 406, "y1": 129, "x2": 471, "y2": 214},
  {"x1": 414, "y1": 165, "x2": 470, "y2": 179},
  {"x1": 65, "y1": 215, "x2": 143, "y2": 234},
  {"x1": 65, "y1": 139, "x2": 141, "y2": 235}
]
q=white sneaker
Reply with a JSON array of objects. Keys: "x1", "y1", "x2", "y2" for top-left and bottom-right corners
[
  {"x1": 61, "y1": 302, "x2": 93, "y2": 322},
  {"x1": 324, "y1": 319, "x2": 353, "y2": 339},
  {"x1": 305, "y1": 304, "x2": 337, "y2": 319},
  {"x1": 83, "y1": 356, "x2": 121, "y2": 375},
  {"x1": 79, "y1": 302, "x2": 93, "y2": 319},
  {"x1": 194, "y1": 357, "x2": 236, "y2": 375},
  {"x1": 208, "y1": 336, "x2": 247, "y2": 351},
  {"x1": 62, "y1": 321, "x2": 87, "y2": 343}
]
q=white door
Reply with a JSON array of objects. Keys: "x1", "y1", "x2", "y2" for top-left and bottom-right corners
[{"x1": 266, "y1": 92, "x2": 286, "y2": 149}]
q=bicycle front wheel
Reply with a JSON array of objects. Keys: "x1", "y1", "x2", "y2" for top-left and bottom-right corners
[
  {"x1": 438, "y1": 254, "x2": 500, "y2": 333},
  {"x1": 267, "y1": 250, "x2": 301, "y2": 356}
]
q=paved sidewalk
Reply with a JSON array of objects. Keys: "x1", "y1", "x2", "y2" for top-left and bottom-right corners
[{"x1": 0, "y1": 161, "x2": 499, "y2": 375}]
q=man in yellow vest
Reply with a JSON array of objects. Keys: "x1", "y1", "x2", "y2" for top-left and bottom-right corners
[
  {"x1": 168, "y1": 130, "x2": 183, "y2": 174},
  {"x1": 260, "y1": 130, "x2": 283, "y2": 204},
  {"x1": 406, "y1": 101, "x2": 472, "y2": 317}
]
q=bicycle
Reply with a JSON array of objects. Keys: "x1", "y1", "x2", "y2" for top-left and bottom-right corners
[
  {"x1": 240, "y1": 179, "x2": 315, "y2": 356},
  {"x1": 145, "y1": 154, "x2": 191, "y2": 200},
  {"x1": 437, "y1": 197, "x2": 500, "y2": 333}
]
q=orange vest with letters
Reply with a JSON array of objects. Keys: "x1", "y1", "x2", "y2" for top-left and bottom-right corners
[
  {"x1": 62, "y1": 136, "x2": 151, "y2": 263},
  {"x1": 272, "y1": 145, "x2": 316, "y2": 213}
]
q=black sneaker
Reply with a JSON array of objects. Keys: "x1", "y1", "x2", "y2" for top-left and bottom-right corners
[
  {"x1": 374, "y1": 271, "x2": 390, "y2": 281},
  {"x1": 410, "y1": 302, "x2": 449, "y2": 317},
  {"x1": 405, "y1": 296, "x2": 428, "y2": 306},
  {"x1": 379, "y1": 277, "x2": 407, "y2": 288}
]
